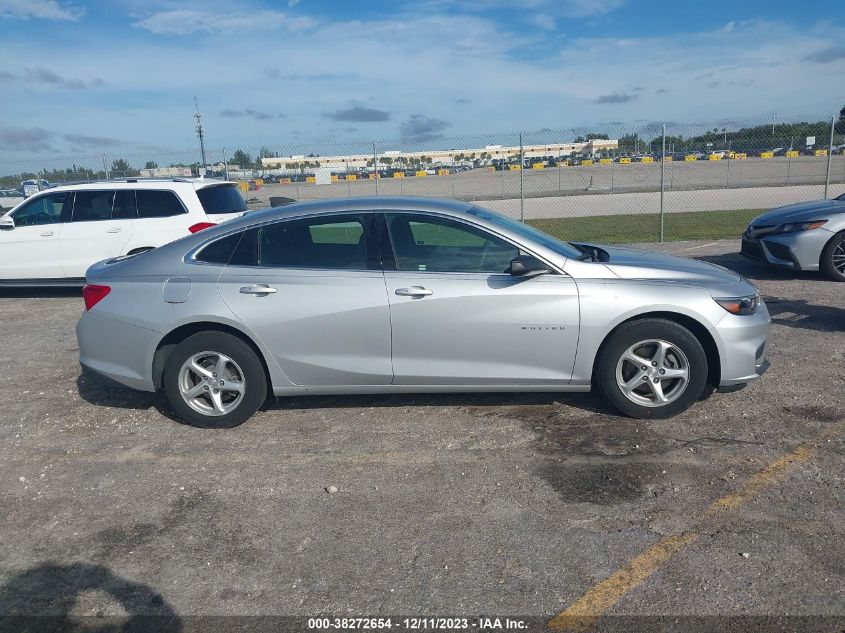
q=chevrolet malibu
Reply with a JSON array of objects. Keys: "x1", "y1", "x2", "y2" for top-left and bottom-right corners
[{"x1": 77, "y1": 197, "x2": 770, "y2": 427}]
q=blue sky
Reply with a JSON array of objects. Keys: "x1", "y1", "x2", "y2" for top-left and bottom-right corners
[{"x1": 0, "y1": 0, "x2": 844, "y2": 160}]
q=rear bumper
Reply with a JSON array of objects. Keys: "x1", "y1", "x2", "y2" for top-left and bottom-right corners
[{"x1": 76, "y1": 310, "x2": 158, "y2": 392}]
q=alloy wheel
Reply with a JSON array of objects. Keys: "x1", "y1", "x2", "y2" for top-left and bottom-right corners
[
  {"x1": 615, "y1": 339, "x2": 690, "y2": 407},
  {"x1": 178, "y1": 351, "x2": 246, "y2": 416},
  {"x1": 832, "y1": 242, "x2": 845, "y2": 276}
]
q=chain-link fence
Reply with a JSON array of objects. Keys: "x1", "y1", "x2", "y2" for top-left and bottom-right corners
[{"x1": 2, "y1": 112, "x2": 844, "y2": 244}]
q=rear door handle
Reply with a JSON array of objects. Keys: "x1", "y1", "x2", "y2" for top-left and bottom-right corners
[
  {"x1": 395, "y1": 286, "x2": 433, "y2": 297},
  {"x1": 105, "y1": 227, "x2": 122, "y2": 234},
  {"x1": 40, "y1": 230, "x2": 54, "y2": 237},
  {"x1": 239, "y1": 283, "x2": 277, "y2": 295}
]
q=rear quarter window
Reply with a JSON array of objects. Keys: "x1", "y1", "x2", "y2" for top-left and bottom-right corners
[
  {"x1": 194, "y1": 232, "x2": 244, "y2": 264},
  {"x1": 136, "y1": 190, "x2": 186, "y2": 218},
  {"x1": 197, "y1": 185, "x2": 247, "y2": 214}
]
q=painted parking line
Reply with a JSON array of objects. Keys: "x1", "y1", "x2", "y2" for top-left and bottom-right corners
[
  {"x1": 548, "y1": 421, "x2": 843, "y2": 632},
  {"x1": 679, "y1": 241, "x2": 719, "y2": 251}
]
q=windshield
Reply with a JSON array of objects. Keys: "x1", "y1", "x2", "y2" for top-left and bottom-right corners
[
  {"x1": 197, "y1": 184, "x2": 247, "y2": 214},
  {"x1": 466, "y1": 205, "x2": 584, "y2": 259}
]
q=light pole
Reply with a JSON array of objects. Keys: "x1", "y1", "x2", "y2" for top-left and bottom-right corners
[{"x1": 194, "y1": 97, "x2": 207, "y2": 172}]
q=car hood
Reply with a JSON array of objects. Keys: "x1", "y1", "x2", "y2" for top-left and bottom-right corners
[
  {"x1": 750, "y1": 199, "x2": 845, "y2": 225},
  {"x1": 583, "y1": 244, "x2": 742, "y2": 285}
]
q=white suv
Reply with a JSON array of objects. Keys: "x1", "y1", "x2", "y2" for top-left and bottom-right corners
[{"x1": 0, "y1": 178, "x2": 247, "y2": 285}]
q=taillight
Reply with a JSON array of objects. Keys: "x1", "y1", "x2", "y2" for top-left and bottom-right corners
[
  {"x1": 189, "y1": 222, "x2": 216, "y2": 233},
  {"x1": 82, "y1": 284, "x2": 111, "y2": 311}
]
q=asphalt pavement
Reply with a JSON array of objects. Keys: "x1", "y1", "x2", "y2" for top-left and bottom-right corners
[{"x1": 0, "y1": 240, "x2": 842, "y2": 632}]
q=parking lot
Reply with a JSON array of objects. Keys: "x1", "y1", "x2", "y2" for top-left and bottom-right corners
[
  {"x1": 251, "y1": 156, "x2": 845, "y2": 206},
  {"x1": 0, "y1": 240, "x2": 843, "y2": 631}
]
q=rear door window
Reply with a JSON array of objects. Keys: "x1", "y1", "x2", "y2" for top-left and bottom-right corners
[
  {"x1": 197, "y1": 185, "x2": 247, "y2": 214},
  {"x1": 257, "y1": 215, "x2": 370, "y2": 270},
  {"x1": 112, "y1": 190, "x2": 135, "y2": 219},
  {"x1": 136, "y1": 190, "x2": 186, "y2": 218},
  {"x1": 72, "y1": 190, "x2": 115, "y2": 222}
]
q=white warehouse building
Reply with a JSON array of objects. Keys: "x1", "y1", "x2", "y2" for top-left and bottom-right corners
[{"x1": 259, "y1": 139, "x2": 618, "y2": 170}]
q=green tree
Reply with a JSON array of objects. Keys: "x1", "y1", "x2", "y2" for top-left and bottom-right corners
[
  {"x1": 618, "y1": 134, "x2": 641, "y2": 153},
  {"x1": 231, "y1": 149, "x2": 252, "y2": 168},
  {"x1": 835, "y1": 105, "x2": 845, "y2": 136},
  {"x1": 144, "y1": 161, "x2": 158, "y2": 169},
  {"x1": 110, "y1": 159, "x2": 139, "y2": 177}
]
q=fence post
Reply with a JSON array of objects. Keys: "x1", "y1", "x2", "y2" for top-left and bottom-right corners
[
  {"x1": 660, "y1": 124, "x2": 666, "y2": 243},
  {"x1": 223, "y1": 148, "x2": 229, "y2": 181},
  {"x1": 373, "y1": 142, "x2": 379, "y2": 196},
  {"x1": 824, "y1": 115, "x2": 835, "y2": 198},
  {"x1": 103, "y1": 155, "x2": 109, "y2": 180},
  {"x1": 519, "y1": 132, "x2": 524, "y2": 222}
]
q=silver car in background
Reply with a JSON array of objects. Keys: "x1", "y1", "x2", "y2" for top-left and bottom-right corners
[
  {"x1": 77, "y1": 197, "x2": 770, "y2": 427},
  {"x1": 741, "y1": 194, "x2": 845, "y2": 281}
]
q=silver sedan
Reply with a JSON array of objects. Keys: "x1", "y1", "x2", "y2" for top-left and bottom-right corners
[
  {"x1": 741, "y1": 194, "x2": 845, "y2": 281},
  {"x1": 77, "y1": 197, "x2": 771, "y2": 427}
]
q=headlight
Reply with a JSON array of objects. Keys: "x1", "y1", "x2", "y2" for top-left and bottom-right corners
[
  {"x1": 773, "y1": 220, "x2": 828, "y2": 233},
  {"x1": 714, "y1": 294, "x2": 759, "y2": 315}
]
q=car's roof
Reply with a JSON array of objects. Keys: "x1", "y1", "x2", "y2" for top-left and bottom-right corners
[
  {"x1": 247, "y1": 196, "x2": 475, "y2": 222},
  {"x1": 39, "y1": 178, "x2": 235, "y2": 192}
]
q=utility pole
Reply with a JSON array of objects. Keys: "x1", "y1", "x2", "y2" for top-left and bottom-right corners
[{"x1": 194, "y1": 97, "x2": 208, "y2": 173}]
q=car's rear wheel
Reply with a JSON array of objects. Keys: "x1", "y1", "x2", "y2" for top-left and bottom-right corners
[
  {"x1": 162, "y1": 332, "x2": 267, "y2": 428},
  {"x1": 820, "y1": 231, "x2": 845, "y2": 282},
  {"x1": 596, "y1": 319, "x2": 708, "y2": 419}
]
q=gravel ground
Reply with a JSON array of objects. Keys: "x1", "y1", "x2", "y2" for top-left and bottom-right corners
[{"x1": 0, "y1": 240, "x2": 842, "y2": 632}]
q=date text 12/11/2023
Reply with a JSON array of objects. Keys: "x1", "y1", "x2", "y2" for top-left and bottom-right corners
[{"x1": 307, "y1": 617, "x2": 529, "y2": 630}]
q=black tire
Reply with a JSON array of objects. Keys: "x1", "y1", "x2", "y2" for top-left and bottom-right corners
[
  {"x1": 595, "y1": 318, "x2": 709, "y2": 419},
  {"x1": 162, "y1": 332, "x2": 267, "y2": 428},
  {"x1": 820, "y1": 231, "x2": 845, "y2": 282}
]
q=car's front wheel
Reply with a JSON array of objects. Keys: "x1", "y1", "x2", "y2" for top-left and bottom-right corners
[
  {"x1": 595, "y1": 319, "x2": 708, "y2": 419},
  {"x1": 820, "y1": 231, "x2": 845, "y2": 282},
  {"x1": 162, "y1": 332, "x2": 267, "y2": 428}
]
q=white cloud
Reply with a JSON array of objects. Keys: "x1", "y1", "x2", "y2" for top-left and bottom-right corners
[
  {"x1": 1, "y1": 12, "x2": 842, "y2": 158},
  {"x1": 557, "y1": 0, "x2": 626, "y2": 17},
  {"x1": 134, "y1": 9, "x2": 315, "y2": 35},
  {"x1": 0, "y1": 0, "x2": 83, "y2": 21},
  {"x1": 526, "y1": 13, "x2": 555, "y2": 31}
]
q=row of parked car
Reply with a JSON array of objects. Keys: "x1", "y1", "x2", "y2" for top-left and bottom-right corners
[{"x1": 1, "y1": 176, "x2": 843, "y2": 285}]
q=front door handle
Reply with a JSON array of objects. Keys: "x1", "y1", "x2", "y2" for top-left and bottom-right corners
[
  {"x1": 239, "y1": 283, "x2": 277, "y2": 295},
  {"x1": 40, "y1": 230, "x2": 54, "y2": 237},
  {"x1": 105, "y1": 227, "x2": 122, "y2": 234},
  {"x1": 395, "y1": 286, "x2": 433, "y2": 297}
]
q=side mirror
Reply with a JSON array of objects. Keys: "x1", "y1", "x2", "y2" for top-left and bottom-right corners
[
  {"x1": 508, "y1": 255, "x2": 550, "y2": 277},
  {"x1": 0, "y1": 217, "x2": 14, "y2": 231}
]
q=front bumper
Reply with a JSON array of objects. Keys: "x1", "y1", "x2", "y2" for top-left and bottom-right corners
[
  {"x1": 713, "y1": 301, "x2": 772, "y2": 387},
  {"x1": 741, "y1": 228, "x2": 833, "y2": 272}
]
